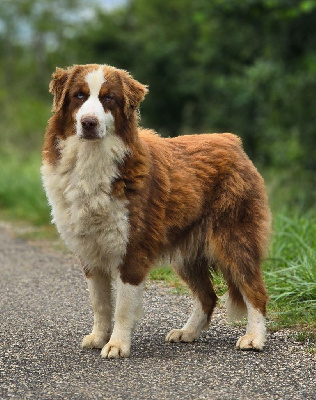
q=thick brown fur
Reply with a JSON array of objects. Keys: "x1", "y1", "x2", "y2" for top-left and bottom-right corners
[
  {"x1": 114, "y1": 131, "x2": 271, "y2": 319},
  {"x1": 43, "y1": 64, "x2": 271, "y2": 350}
]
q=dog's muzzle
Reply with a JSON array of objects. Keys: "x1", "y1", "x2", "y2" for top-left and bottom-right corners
[{"x1": 80, "y1": 116, "x2": 100, "y2": 140}]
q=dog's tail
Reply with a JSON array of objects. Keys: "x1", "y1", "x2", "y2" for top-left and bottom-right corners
[{"x1": 222, "y1": 292, "x2": 247, "y2": 321}]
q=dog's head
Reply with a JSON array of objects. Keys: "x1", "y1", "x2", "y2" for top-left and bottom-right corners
[{"x1": 49, "y1": 64, "x2": 148, "y2": 142}]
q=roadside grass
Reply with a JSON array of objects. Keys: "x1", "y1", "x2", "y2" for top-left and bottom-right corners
[
  {"x1": 0, "y1": 152, "x2": 51, "y2": 226},
  {"x1": 264, "y1": 213, "x2": 316, "y2": 330},
  {"x1": 150, "y1": 266, "x2": 188, "y2": 294}
]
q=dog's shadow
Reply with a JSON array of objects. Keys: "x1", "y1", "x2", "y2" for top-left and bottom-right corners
[{"x1": 130, "y1": 330, "x2": 239, "y2": 361}]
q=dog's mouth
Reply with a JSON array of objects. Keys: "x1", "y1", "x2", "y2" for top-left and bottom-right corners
[{"x1": 79, "y1": 131, "x2": 102, "y2": 141}]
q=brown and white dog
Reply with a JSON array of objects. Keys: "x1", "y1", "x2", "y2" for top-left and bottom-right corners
[{"x1": 42, "y1": 64, "x2": 271, "y2": 359}]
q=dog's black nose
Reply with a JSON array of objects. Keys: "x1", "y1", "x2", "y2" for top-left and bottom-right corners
[{"x1": 81, "y1": 116, "x2": 98, "y2": 130}]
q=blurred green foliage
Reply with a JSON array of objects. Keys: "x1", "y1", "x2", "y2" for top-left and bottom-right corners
[{"x1": 0, "y1": 0, "x2": 315, "y2": 217}]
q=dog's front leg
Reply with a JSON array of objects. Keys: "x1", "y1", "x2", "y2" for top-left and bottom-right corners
[
  {"x1": 101, "y1": 274, "x2": 144, "y2": 359},
  {"x1": 81, "y1": 270, "x2": 113, "y2": 349}
]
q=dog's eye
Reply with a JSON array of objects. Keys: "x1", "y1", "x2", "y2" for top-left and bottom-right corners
[
  {"x1": 102, "y1": 94, "x2": 115, "y2": 103},
  {"x1": 76, "y1": 92, "x2": 85, "y2": 99}
]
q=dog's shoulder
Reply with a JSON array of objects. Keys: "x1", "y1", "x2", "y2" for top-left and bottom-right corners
[
  {"x1": 138, "y1": 128, "x2": 160, "y2": 144},
  {"x1": 219, "y1": 132, "x2": 242, "y2": 146}
]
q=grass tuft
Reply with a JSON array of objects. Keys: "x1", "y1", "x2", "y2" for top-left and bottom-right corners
[{"x1": 150, "y1": 266, "x2": 188, "y2": 294}]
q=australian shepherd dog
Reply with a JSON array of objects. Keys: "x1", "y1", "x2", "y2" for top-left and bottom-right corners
[{"x1": 42, "y1": 64, "x2": 271, "y2": 359}]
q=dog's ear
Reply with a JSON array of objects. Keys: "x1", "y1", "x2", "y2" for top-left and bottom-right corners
[
  {"x1": 49, "y1": 67, "x2": 71, "y2": 113},
  {"x1": 117, "y1": 70, "x2": 148, "y2": 118}
]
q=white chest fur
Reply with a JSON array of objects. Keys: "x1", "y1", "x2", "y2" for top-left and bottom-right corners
[{"x1": 41, "y1": 134, "x2": 130, "y2": 271}]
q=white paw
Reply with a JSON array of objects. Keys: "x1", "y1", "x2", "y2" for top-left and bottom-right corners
[
  {"x1": 101, "y1": 340, "x2": 131, "y2": 359},
  {"x1": 81, "y1": 333, "x2": 109, "y2": 349},
  {"x1": 236, "y1": 334, "x2": 265, "y2": 351},
  {"x1": 165, "y1": 328, "x2": 199, "y2": 343}
]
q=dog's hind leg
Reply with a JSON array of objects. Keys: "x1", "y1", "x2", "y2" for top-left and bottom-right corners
[
  {"x1": 166, "y1": 255, "x2": 217, "y2": 343},
  {"x1": 211, "y1": 224, "x2": 269, "y2": 351},
  {"x1": 222, "y1": 270, "x2": 267, "y2": 350},
  {"x1": 81, "y1": 269, "x2": 113, "y2": 349},
  {"x1": 236, "y1": 289, "x2": 267, "y2": 351}
]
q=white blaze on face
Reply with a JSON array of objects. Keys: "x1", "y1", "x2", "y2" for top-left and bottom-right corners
[{"x1": 76, "y1": 67, "x2": 115, "y2": 139}]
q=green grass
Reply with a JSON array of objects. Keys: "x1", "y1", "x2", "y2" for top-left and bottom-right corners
[
  {"x1": 264, "y1": 213, "x2": 316, "y2": 329},
  {"x1": 150, "y1": 266, "x2": 188, "y2": 294},
  {"x1": 0, "y1": 152, "x2": 51, "y2": 225},
  {"x1": 150, "y1": 264, "x2": 228, "y2": 296}
]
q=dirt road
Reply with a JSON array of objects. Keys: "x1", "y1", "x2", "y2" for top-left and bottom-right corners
[{"x1": 0, "y1": 223, "x2": 315, "y2": 399}]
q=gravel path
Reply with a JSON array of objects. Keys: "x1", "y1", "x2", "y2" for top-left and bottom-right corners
[{"x1": 0, "y1": 223, "x2": 315, "y2": 400}]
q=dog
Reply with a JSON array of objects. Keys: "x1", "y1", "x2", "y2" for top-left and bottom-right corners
[{"x1": 42, "y1": 64, "x2": 271, "y2": 358}]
